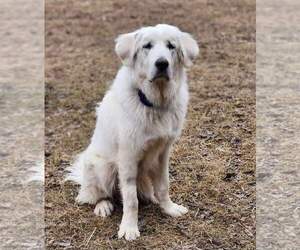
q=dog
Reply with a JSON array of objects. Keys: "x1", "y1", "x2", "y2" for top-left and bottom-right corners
[{"x1": 66, "y1": 24, "x2": 199, "y2": 241}]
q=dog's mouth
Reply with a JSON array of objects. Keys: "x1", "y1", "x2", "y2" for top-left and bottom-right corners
[{"x1": 150, "y1": 73, "x2": 170, "y2": 83}]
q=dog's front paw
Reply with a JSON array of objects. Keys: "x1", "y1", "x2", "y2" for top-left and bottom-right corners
[
  {"x1": 161, "y1": 202, "x2": 188, "y2": 217},
  {"x1": 118, "y1": 223, "x2": 140, "y2": 241}
]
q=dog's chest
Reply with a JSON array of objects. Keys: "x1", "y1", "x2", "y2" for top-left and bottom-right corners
[{"x1": 143, "y1": 108, "x2": 184, "y2": 141}]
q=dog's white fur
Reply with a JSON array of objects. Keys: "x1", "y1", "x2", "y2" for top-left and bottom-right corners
[{"x1": 66, "y1": 24, "x2": 199, "y2": 241}]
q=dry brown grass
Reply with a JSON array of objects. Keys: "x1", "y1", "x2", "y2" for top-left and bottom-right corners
[{"x1": 45, "y1": 0, "x2": 255, "y2": 249}]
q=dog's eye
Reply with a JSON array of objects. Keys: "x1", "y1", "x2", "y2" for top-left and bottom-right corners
[
  {"x1": 167, "y1": 41, "x2": 175, "y2": 50},
  {"x1": 143, "y1": 42, "x2": 152, "y2": 50}
]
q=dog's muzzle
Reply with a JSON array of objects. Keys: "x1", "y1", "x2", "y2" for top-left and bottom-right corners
[{"x1": 151, "y1": 57, "x2": 170, "y2": 82}]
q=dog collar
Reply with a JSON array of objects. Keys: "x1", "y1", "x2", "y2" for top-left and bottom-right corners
[{"x1": 138, "y1": 89, "x2": 154, "y2": 108}]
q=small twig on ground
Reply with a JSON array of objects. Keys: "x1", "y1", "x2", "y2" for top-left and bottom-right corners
[
  {"x1": 85, "y1": 227, "x2": 97, "y2": 247},
  {"x1": 195, "y1": 208, "x2": 200, "y2": 218}
]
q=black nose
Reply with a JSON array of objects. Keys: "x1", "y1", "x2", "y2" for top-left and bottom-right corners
[{"x1": 155, "y1": 58, "x2": 169, "y2": 71}]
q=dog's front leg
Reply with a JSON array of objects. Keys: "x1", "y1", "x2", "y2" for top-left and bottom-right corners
[
  {"x1": 152, "y1": 143, "x2": 188, "y2": 217},
  {"x1": 117, "y1": 151, "x2": 140, "y2": 241}
]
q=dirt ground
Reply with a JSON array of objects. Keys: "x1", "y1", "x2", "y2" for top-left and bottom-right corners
[{"x1": 45, "y1": 0, "x2": 255, "y2": 249}]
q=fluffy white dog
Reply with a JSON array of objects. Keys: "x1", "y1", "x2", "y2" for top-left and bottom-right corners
[{"x1": 66, "y1": 24, "x2": 199, "y2": 240}]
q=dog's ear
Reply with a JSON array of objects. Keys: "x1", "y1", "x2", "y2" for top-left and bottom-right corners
[
  {"x1": 179, "y1": 32, "x2": 199, "y2": 67},
  {"x1": 115, "y1": 32, "x2": 136, "y2": 66}
]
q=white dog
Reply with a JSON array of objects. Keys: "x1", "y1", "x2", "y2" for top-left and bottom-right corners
[{"x1": 66, "y1": 24, "x2": 199, "y2": 241}]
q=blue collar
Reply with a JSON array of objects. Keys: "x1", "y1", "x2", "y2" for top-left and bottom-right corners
[{"x1": 138, "y1": 89, "x2": 154, "y2": 108}]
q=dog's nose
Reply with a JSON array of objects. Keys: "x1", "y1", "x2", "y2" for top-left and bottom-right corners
[{"x1": 155, "y1": 58, "x2": 169, "y2": 71}]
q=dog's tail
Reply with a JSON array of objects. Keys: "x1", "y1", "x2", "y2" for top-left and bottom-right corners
[{"x1": 65, "y1": 151, "x2": 85, "y2": 185}]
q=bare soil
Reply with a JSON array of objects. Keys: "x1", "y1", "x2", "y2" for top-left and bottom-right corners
[{"x1": 45, "y1": 0, "x2": 255, "y2": 249}]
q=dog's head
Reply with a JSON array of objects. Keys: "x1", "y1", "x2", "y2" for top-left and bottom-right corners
[{"x1": 115, "y1": 24, "x2": 199, "y2": 104}]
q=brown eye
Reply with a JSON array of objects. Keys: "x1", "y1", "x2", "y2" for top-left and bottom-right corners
[
  {"x1": 143, "y1": 42, "x2": 152, "y2": 49},
  {"x1": 167, "y1": 41, "x2": 175, "y2": 50}
]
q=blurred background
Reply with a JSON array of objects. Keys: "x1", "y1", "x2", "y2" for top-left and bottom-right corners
[{"x1": 0, "y1": 0, "x2": 44, "y2": 249}]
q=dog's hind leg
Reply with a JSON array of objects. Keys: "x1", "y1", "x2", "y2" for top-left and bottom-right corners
[
  {"x1": 92, "y1": 156, "x2": 117, "y2": 217},
  {"x1": 75, "y1": 162, "x2": 109, "y2": 206},
  {"x1": 77, "y1": 179, "x2": 115, "y2": 218},
  {"x1": 137, "y1": 173, "x2": 158, "y2": 204},
  {"x1": 67, "y1": 148, "x2": 117, "y2": 217},
  {"x1": 78, "y1": 157, "x2": 116, "y2": 218},
  {"x1": 66, "y1": 150, "x2": 102, "y2": 204}
]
